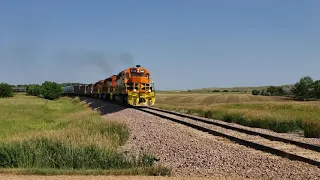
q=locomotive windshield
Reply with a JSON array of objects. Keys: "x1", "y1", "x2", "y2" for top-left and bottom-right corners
[{"x1": 131, "y1": 72, "x2": 145, "y2": 77}]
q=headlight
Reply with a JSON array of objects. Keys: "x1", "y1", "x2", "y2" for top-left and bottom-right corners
[
  {"x1": 134, "y1": 89, "x2": 137, "y2": 92},
  {"x1": 149, "y1": 89, "x2": 151, "y2": 92}
]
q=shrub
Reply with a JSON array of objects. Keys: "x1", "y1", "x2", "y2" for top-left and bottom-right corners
[
  {"x1": 41, "y1": 81, "x2": 63, "y2": 100},
  {"x1": 252, "y1": 89, "x2": 260, "y2": 95},
  {"x1": 302, "y1": 120, "x2": 320, "y2": 138},
  {"x1": 71, "y1": 96, "x2": 81, "y2": 104},
  {"x1": 0, "y1": 83, "x2": 13, "y2": 98}
]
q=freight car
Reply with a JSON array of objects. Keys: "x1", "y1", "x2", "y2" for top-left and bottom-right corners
[
  {"x1": 63, "y1": 65, "x2": 155, "y2": 106},
  {"x1": 62, "y1": 86, "x2": 74, "y2": 95},
  {"x1": 85, "y1": 83, "x2": 94, "y2": 97}
]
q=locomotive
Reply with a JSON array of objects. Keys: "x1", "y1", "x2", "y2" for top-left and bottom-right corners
[{"x1": 62, "y1": 65, "x2": 156, "y2": 106}]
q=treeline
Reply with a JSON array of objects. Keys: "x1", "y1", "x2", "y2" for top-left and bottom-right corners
[
  {"x1": 187, "y1": 89, "x2": 248, "y2": 93},
  {"x1": 26, "y1": 81, "x2": 63, "y2": 100},
  {"x1": 252, "y1": 76, "x2": 320, "y2": 100},
  {"x1": 10, "y1": 82, "x2": 81, "y2": 88},
  {"x1": 211, "y1": 90, "x2": 248, "y2": 93},
  {"x1": 0, "y1": 81, "x2": 64, "y2": 100},
  {"x1": 251, "y1": 86, "x2": 286, "y2": 96}
]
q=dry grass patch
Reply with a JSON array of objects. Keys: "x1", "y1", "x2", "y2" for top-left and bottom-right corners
[
  {"x1": 155, "y1": 93, "x2": 320, "y2": 137},
  {"x1": 156, "y1": 93, "x2": 278, "y2": 106}
]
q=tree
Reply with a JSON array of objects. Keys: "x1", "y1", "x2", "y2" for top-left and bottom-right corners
[
  {"x1": 34, "y1": 85, "x2": 43, "y2": 96},
  {"x1": 26, "y1": 85, "x2": 34, "y2": 95},
  {"x1": 0, "y1": 83, "x2": 14, "y2": 98},
  {"x1": 266, "y1": 86, "x2": 285, "y2": 96},
  {"x1": 266, "y1": 86, "x2": 277, "y2": 95},
  {"x1": 260, "y1": 89, "x2": 266, "y2": 96},
  {"x1": 26, "y1": 85, "x2": 42, "y2": 96},
  {"x1": 41, "y1": 81, "x2": 63, "y2": 100},
  {"x1": 252, "y1": 89, "x2": 260, "y2": 95},
  {"x1": 276, "y1": 86, "x2": 285, "y2": 96},
  {"x1": 311, "y1": 80, "x2": 320, "y2": 99},
  {"x1": 291, "y1": 76, "x2": 314, "y2": 99}
]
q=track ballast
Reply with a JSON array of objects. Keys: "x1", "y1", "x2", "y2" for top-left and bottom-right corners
[{"x1": 132, "y1": 106, "x2": 320, "y2": 168}]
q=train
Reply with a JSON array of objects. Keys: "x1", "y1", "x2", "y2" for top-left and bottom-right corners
[{"x1": 62, "y1": 65, "x2": 156, "y2": 106}]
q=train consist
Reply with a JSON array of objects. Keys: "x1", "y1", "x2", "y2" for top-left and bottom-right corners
[{"x1": 62, "y1": 65, "x2": 156, "y2": 106}]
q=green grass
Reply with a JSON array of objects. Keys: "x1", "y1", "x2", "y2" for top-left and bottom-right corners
[
  {"x1": 155, "y1": 93, "x2": 320, "y2": 138},
  {"x1": 0, "y1": 94, "x2": 171, "y2": 175}
]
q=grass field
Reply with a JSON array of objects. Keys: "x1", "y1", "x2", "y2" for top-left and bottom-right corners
[
  {"x1": 155, "y1": 92, "x2": 290, "y2": 106},
  {"x1": 0, "y1": 94, "x2": 170, "y2": 176},
  {"x1": 188, "y1": 84, "x2": 293, "y2": 93},
  {"x1": 155, "y1": 92, "x2": 320, "y2": 138}
]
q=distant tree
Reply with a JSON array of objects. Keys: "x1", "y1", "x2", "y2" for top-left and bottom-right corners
[
  {"x1": 0, "y1": 83, "x2": 14, "y2": 98},
  {"x1": 266, "y1": 86, "x2": 277, "y2": 95},
  {"x1": 252, "y1": 89, "x2": 260, "y2": 95},
  {"x1": 260, "y1": 89, "x2": 266, "y2": 96},
  {"x1": 34, "y1": 85, "x2": 43, "y2": 96},
  {"x1": 311, "y1": 80, "x2": 320, "y2": 99},
  {"x1": 222, "y1": 90, "x2": 228, "y2": 92},
  {"x1": 41, "y1": 81, "x2": 63, "y2": 100},
  {"x1": 26, "y1": 85, "x2": 42, "y2": 96},
  {"x1": 291, "y1": 76, "x2": 314, "y2": 99},
  {"x1": 276, "y1": 86, "x2": 285, "y2": 96},
  {"x1": 267, "y1": 86, "x2": 286, "y2": 96}
]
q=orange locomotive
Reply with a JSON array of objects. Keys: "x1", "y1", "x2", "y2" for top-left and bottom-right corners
[
  {"x1": 101, "y1": 75, "x2": 117, "y2": 100},
  {"x1": 113, "y1": 65, "x2": 155, "y2": 106},
  {"x1": 93, "y1": 80, "x2": 104, "y2": 98}
]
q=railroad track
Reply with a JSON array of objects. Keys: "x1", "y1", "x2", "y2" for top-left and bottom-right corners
[{"x1": 132, "y1": 106, "x2": 320, "y2": 168}]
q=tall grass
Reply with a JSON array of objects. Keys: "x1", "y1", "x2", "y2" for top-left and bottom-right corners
[
  {"x1": 0, "y1": 138, "x2": 156, "y2": 169},
  {"x1": 155, "y1": 102, "x2": 320, "y2": 138},
  {"x1": 0, "y1": 94, "x2": 171, "y2": 175}
]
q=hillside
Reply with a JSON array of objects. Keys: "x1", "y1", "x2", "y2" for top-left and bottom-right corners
[{"x1": 186, "y1": 84, "x2": 294, "y2": 93}]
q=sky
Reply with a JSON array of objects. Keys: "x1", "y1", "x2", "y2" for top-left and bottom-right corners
[{"x1": 0, "y1": 0, "x2": 319, "y2": 90}]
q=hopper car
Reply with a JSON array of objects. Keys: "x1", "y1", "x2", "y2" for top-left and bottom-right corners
[{"x1": 62, "y1": 65, "x2": 156, "y2": 106}]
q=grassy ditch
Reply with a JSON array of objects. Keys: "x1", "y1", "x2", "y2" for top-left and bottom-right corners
[
  {"x1": 155, "y1": 102, "x2": 320, "y2": 138},
  {"x1": 0, "y1": 94, "x2": 171, "y2": 175}
]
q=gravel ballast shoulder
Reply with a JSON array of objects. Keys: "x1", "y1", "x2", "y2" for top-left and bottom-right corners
[
  {"x1": 157, "y1": 108, "x2": 320, "y2": 146},
  {"x1": 85, "y1": 98, "x2": 320, "y2": 179}
]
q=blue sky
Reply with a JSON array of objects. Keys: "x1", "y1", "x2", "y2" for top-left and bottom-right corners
[{"x1": 0, "y1": 0, "x2": 319, "y2": 90}]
